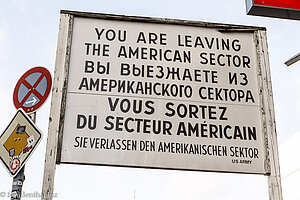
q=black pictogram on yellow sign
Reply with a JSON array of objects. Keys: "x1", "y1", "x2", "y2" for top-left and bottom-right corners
[{"x1": 3, "y1": 124, "x2": 29, "y2": 157}]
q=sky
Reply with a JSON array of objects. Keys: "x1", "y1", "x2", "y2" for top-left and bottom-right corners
[
  {"x1": 0, "y1": 0, "x2": 300, "y2": 199},
  {"x1": 280, "y1": 130, "x2": 300, "y2": 199}
]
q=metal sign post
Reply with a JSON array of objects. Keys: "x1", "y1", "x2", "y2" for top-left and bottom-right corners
[
  {"x1": 10, "y1": 112, "x2": 36, "y2": 200},
  {"x1": 255, "y1": 30, "x2": 283, "y2": 200},
  {"x1": 10, "y1": 167, "x2": 25, "y2": 200}
]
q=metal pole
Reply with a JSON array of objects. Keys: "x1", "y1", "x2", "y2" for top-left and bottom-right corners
[
  {"x1": 10, "y1": 167, "x2": 25, "y2": 200},
  {"x1": 285, "y1": 52, "x2": 300, "y2": 66},
  {"x1": 10, "y1": 112, "x2": 36, "y2": 200}
]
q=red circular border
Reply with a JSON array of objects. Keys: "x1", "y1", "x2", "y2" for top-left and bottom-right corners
[
  {"x1": 9, "y1": 158, "x2": 20, "y2": 173},
  {"x1": 13, "y1": 67, "x2": 52, "y2": 113}
]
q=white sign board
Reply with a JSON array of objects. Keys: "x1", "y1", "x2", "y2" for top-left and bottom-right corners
[{"x1": 55, "y1": 13, "x2": 270, "y2": 174}]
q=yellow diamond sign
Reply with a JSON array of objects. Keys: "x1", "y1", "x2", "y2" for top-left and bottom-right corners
[{"x1": 0, "y1": 109, "x2": 42, "y2": 177}]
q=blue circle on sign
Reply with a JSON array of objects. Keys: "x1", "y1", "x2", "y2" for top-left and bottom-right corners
[{"x1": 13, "y1": 67, "x2": 52, "y2": 113}]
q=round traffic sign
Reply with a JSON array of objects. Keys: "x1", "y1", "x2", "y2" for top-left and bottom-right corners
[{"x1": 13, "y1": 67, "x2": 52, "y2": 113}]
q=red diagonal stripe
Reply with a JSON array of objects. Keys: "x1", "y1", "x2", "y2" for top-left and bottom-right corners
[
  {"x1": 33, "y1": 89, "x2": 43, "y2": 100},
  {"x1": 33, "y1": 74, "x2": 45, "y2": 88},
  {"x1": 22, "y1": 80, "x2": 33, "y2": 90}
]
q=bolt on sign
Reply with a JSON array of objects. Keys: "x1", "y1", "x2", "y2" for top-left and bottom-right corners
[
  {"x1": 0, "y1": 109, "x2": 42, "y2": 177},
  {"x1": 49, "y1": 11, "x2": 280, "y2": 175},
  {"x1": 246, "y1": 0, "x2": 300, "y2": 20}
]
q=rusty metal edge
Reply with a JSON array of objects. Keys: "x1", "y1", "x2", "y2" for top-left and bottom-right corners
[
  {"x1": 55, "y1": 14, "x2": 74, "y2": 165},
  {"x1": 60, "y1": 9, "x2": 266, "y2": 31}
]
